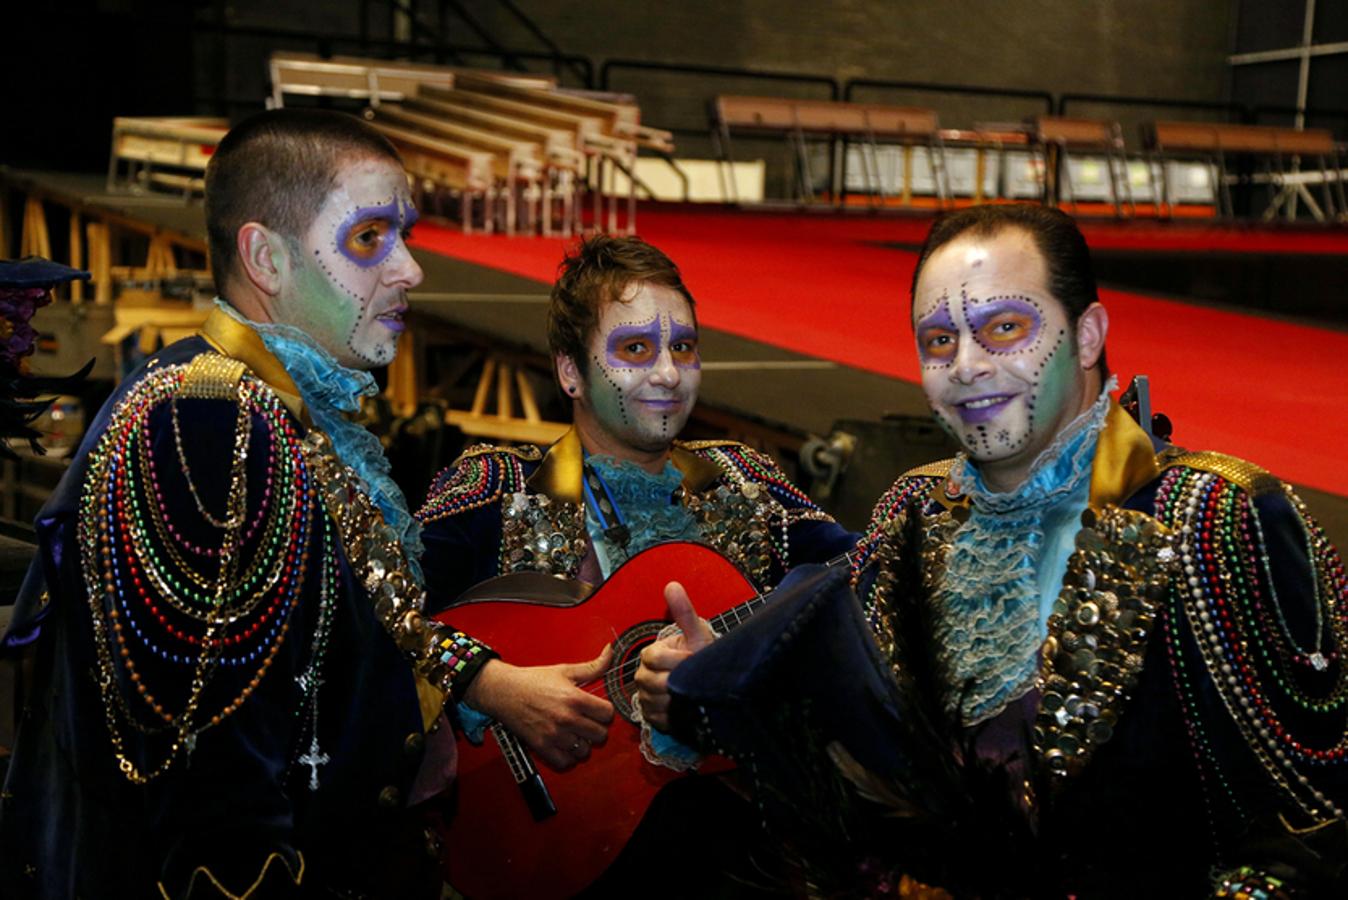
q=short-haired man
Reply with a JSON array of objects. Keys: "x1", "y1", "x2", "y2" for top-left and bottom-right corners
[
  {"x1": 0, "y1": 109, "x2": 572, "y2": 899},
  {"x1": 417, "y1": 234, "x2": 856, "y2": 894},
  {"x1": 639, "y1": 205, "x2": 1348, "y2": 897}
]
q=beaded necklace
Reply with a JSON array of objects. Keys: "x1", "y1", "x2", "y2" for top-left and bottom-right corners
[
  {"x1": 1161, "y1": 466, "x2": 1345, "y2": 821},
  {"x1": 79, "y1": 362, "x2": 321, "y2": 783}
]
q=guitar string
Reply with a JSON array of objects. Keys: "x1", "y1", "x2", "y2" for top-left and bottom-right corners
[
  {"x1": 566, "y1": 548, "x2": 863, "y2": 700},
  {"x1": 571, "y1": 596, "x2": 772, "y2": 699}
]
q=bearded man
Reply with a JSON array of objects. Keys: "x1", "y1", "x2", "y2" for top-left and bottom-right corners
[{"x1": 638, "y1": 204, "x2": 1348, "y2": 898}]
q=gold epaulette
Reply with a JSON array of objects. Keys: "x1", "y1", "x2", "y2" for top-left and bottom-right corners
[
  {"x1": 675, "y1": 439, "x2": 746, "y2": 452},
  {"x1": 900, "y1": 458, "x2": 957, "y2": 480},
  {"x1": 453, "y1": 442, "x2": 543, "y2": 465},
  {"x1": 179, "y1": 353, "x2": 248, "y2": 400},
  {"x1": 1162, "y1": 450, "x2": 1281, "y2": 496}
]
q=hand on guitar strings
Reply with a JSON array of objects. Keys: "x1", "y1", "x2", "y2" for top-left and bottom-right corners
[
  {"x1": 634, "y1": 581, "x2": 717, "y2": 732},
  {"x1": 461, "y1": 646, "x2": 617, "y2": 770}
]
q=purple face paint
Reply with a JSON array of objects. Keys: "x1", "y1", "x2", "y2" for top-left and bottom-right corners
[
  {"x1": 668, "y1": 321, "x2": 700, "y2": 369},
  {"x1": 965, "y1": 295, "x2": 1043, "y2": 355},
  {"x1": 605, "y1": 317, "x2": 663, "y2": 369},
  {"x1": 335, "y1": 200, "x2": 406, "y2": 269},
  {"x1": 915, "y1": 300, "x2": 958, "y2": 365},
  {"x1": 952, "y1": 393, "x2": 1017, "y2": 425}
]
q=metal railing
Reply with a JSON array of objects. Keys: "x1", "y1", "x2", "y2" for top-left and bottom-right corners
[{"x1": 845, "y1": 78, "x2": 1054, "y2": 115}]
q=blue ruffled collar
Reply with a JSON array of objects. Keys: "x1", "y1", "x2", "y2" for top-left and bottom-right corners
[
  {"x1": 934, "y1": 381, "x2": 1114, "y2": 725},
  {"x1": 585, "y1": 454, "x2": 700, "y2": 560},
  {"x1": 213, "y1": 300, "x2": 424, "y2": 580},
  {"x1": 951, "y1": 378, "x2": 1116, "y2": 514}
]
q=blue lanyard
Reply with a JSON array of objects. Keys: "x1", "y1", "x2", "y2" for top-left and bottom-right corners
[{"x1": 581, "y1": 457, "x2": 631, "y2": 548}]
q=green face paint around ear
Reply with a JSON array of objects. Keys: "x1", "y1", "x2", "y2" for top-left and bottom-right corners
[{"x1": 286, "y1": 258, "x2": 363, "y2": 353}]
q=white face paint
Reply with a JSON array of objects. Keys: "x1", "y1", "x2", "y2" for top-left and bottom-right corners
[
  {"x1": 284, "y1": 156, "x2": 423, "y2": 369},
  {"x1": 578, "y1": 282, "x2": 701, "y2": 456},
  {"x1": 913, "y1": 228, "x2": 1093, "y2": 490}
]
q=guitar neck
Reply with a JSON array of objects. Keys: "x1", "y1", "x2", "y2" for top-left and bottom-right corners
[{"x1": 704, "y1": 546, "x2": 860, "y2": 636}]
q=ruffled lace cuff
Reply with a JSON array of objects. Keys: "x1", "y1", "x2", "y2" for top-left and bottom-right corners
[{"x1": 634, "y1": 621, "x2": 717, "y2": 772}]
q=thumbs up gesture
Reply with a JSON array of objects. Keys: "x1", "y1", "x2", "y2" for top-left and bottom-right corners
[{"x1": 634, "y1": 582, "x2": 716, "y2": 732}]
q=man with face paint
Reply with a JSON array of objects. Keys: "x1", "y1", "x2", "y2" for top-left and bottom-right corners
[
  {"x1": 0, "y1": 109, "x2": 585, "y2": 900},
  {"x1": 638, "y1": 205, "x2": 1348, "y2": 897},
  {"x1": 417, "y1": 234, "x2": 856, "y2": 896}
]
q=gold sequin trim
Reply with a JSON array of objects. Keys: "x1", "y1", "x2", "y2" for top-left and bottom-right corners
[
  {"x1": 454, "y1": 442, "x2": 544, "y2": 464},
  {"x1": 179, "y1": 354, "x2": 248, "y2": 401},
  {"x1": 900, "y1": 458, "x2": 957, "y2": 480},
  {"x1": 673, "y1": 439, "x2": 743, "y2": 451},
  {"x1": 1164, "y1": 451, "x2": 1280, "y2": 497}
]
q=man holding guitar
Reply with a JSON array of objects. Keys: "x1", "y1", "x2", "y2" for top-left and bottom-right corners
[{"x1": 416, "y1": 234, "x2": 856, "y2": 897}]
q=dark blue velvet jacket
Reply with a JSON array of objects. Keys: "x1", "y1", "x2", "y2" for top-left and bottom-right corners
[
  {"x1": 0, "y1": 320, "x2": 433, "y2": 899},
  {"x1": 670, "y1": 405, "x2": 1348, "y2": 897}
]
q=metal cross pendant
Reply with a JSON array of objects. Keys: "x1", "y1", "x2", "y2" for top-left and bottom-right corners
[
  {"x1": 298, "y1": 735, "x2": 330, "y2": 791},
  {"x1": 297, "y1": 670, "x2": 325, "y2": 694}
]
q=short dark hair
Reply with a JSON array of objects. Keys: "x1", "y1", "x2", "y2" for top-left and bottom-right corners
[
  {"x1": 204, "y1": 109, "x2": 402, "y2": 296},
  {"x1": 547, "y1": 235, "x2": 697, "y2": 374},
  {"x1": 911, "y1": 203, "x2": 1106, "y2": 374}
]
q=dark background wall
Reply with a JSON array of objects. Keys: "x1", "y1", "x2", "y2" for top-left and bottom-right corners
[
  {"x1": 4, "y1": 0, "x2": 1240, "y2": 174},
  {"x1": 475, "y1": 0, "x2": 1235, "y2": 152}
]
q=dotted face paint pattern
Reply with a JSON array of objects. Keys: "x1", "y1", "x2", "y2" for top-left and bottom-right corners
[
  {"x1": 581, "y1": 302, "x2": 700, "y2": 450},
  {"x1": 309, "y1": 194, "x2": 418, "y2": 368}
]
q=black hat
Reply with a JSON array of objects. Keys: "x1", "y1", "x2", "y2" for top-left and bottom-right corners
[{"x1": 0, "y1": 258, "x2": 90, "y2": 289}]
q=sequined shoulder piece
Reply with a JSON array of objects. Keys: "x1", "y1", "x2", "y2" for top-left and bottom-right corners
[
  {"x1": 454, "y1": 442, "x2": 544, "y2": 464},
  {"x1": 417, "y1": 444, "x2": 535, "y2": 523},
  {"x1": 852, "y1": 472, "x2": 946, "y2": 572},
  {"x1": 680, "y1": 440, "x2": 820, "y2": 510},
  {"x1": 899, "y1": 458, "x2": 957, "y2": 480},
  {"x1": 675, "y1": 439, "x2": 742, "y2": 451},
  {"x1": 179, "y1": 353, "x2": 249, "y2": 399},
  {"x1": 1163, "y1": 450, "x2": 1280, "y2": 497}
]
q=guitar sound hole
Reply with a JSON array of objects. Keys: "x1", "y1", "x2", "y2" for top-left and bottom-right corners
[{"x1": 606, "y1": 620, "x2": 668, "y2": 724}]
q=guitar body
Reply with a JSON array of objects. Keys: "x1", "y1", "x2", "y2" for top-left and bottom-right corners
[{"x1": 434, "y1": 541, "x2": 757, "y2": 900}]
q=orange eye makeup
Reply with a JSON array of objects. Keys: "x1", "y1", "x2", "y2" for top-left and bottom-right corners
[
  {"x1": 603, "y1": 316, "x2": 700, "y2": 370},
  {"x1": 916, "y1": 301, "x2": 959, "y2": 365},
  {"x1": 334, "y1": 199, "x2": 417, "y2": 269},
  {"x1": 967, "y1": 297, "x2": 1042, "y2": 354},
  {"x1": 605, "y1": 321, "x2": 662, "y2": 368}
]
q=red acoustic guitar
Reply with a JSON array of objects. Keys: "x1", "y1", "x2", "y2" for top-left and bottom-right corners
[{"x1": 432, "y1": 541, "x2": 777, "y2": 900}]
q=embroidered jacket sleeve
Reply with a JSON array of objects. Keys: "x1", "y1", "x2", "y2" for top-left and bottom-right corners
[
  {"x1": 416, "y1": 445, "x2": 536, "y2": 614},
  {"x1": 1150, "y1": 459, "x2": 1348, "y2": 893},
  {"x1": 684, "y1": 442, "x2": 858, "y2": 579},
  {"x1": 849, "y1": 468, "x2": 948, "y2": 630}
]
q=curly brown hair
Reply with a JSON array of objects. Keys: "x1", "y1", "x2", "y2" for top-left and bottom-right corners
[{"x1": 547, "y1": 234, "x2": 697, "y2": 378}]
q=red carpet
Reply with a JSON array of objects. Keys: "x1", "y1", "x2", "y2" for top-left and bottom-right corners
[{"x1": 411, "y1": 206, "x2": 1348, "y2": 497}]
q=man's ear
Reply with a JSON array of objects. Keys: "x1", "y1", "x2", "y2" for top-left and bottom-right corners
[
  {"x1": 236, "y1": 222, "x2": 289, "y2": 297},
  {"x1": 555, "y1": 353, "x2": 584, "y2": 398},
  {"x1": 1076, "y1": 302, "x2": 1109, "y2": 370}
]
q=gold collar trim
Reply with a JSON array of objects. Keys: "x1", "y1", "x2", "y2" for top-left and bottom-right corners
[
  {"x1": 198, "y1": 307, "x2": 305, "y2": 420},
  {"x1": 525, "y1": 427, "x2": 723, "y2": 505},
  {"x1": 671, "y1": 444, "x2": 724, "y2": 493},
  {"x1": 527, "y1": 426, "x2": 585, "y2": 506},
  {"x1": 1089, "y1": 401, "x2": 1160, "y2": 508}
]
